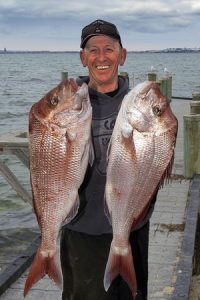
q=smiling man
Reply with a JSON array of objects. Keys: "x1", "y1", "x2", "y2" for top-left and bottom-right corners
[
  {"x1": 80, "y1": 23, "x2": 126, "y2": 93},
  {"x1": 60, "y1": 19, "x2": 156, "y2": 300}
]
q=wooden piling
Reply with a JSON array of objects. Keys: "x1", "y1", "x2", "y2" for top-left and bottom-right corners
[
  {"x1": 167, "y1": 75, "x2": 172, "y2": 102},
  {"x1": 190, "y1": 92, "x2": 200, "y2": 114},
  {"x1": 190, "y1": 101, "x2": 200, "y2": 114},
  {"x1": 192, "y1": 92, "x2": 200, "y2": 101},
  {"x1": 160, "y1": 78, "x2": 167, "y2": 99},
  {"x1": 120, "y1": 71, "x2": 129, "y2": 85},
  {"x1": 159, "y1": 75, "x2": 172, "y2": 103},
  {"x1": 184, "y1": 114, "x2": 200, "y2": 178},
  {"x1": 148, "y1": 72, "x2": 157, "y2": 82},
  {"x1": 61, "y1": 71, "x2": 68, "y2": 81}
]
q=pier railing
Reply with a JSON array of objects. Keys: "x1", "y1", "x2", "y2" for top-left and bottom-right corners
[{"x1": 0, "y1": 131, "x2": 32, "y2": 205}]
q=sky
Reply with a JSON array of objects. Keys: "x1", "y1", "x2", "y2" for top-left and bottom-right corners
[{"x1": 0, "y1": 0, "x2": 200, "y2": 51}]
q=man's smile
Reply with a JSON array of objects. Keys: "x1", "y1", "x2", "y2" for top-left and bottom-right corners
[{"x1": 96, "y1": 65, "x2": 110, "y2": 70}]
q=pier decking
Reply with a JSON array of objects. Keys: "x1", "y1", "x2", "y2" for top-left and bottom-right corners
[{"x1": 0, "y1": 99, "x2": 199, "y2": 299}]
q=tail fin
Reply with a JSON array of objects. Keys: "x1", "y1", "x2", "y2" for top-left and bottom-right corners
[
  {"x1": 104, "y1": 243, "x2": 137, "y2": 299},
  {"x1": 24, "y1": 248, "x2": 62, "y2": 297}
]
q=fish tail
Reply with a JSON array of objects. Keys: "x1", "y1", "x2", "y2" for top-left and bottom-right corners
[
  {"x1": 24, "y1": 248, "x2": 62, "y2": 297},
  {"x1": 104, "y1": 243, "x2": 137, "y2": 299}
]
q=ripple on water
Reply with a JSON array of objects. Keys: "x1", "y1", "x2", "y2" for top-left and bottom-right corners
[{"x1": 0, "y1": 207, "x2": 39, "y2": 273}]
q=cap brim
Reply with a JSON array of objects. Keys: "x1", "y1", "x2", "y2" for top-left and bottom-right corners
[
  {"x1": 80, "y1": 34, "x2": 100, "y2": 48},
  {"x1": 80, "y1": 33, "x2": 122, "y2": 48}
]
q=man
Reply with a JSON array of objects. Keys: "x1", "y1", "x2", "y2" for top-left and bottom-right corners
[{"x1": 61, "y1": 19, "x2": 156, "y2": 300}]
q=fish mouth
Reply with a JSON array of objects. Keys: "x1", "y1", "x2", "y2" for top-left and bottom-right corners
[
  {"x1": 58, "y1": 81, "x2": 88, "y2": 112},
  {"x1": 56, "y1": 82, "x2": 90, "y2": 121},
  {"x1": 73, "y1": 83, "x2": 89, "y2": 110}
]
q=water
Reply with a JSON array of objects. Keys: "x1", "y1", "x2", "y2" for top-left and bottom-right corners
[
  {"x1": 1, "y1": 52, "x2": 200, "y2": 135},
  {"x1": 0, "y1": 52, "x2": 200, "y2": 269}
]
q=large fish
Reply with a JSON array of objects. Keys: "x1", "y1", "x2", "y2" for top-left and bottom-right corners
[
  {"x1": 24, "y1": 79, "x2": 93, "y2": 297},
  {"x1": 104, "y1": 81, "x2": 178, "y2": 299}
]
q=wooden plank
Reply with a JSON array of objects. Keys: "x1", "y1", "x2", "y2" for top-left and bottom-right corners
[
  {"x1": 0, "y1": 160, "x2": 32, "y2": 205},
  {"x1": 12, "y1": 148, "x2": 29, "y2": 168},
  {"x1": 0, "y1": 130, "x2": 31, "y2": 206},
  {"x1": 171, "y1": 175, "x2": 200, "y2": 299},
  {"x1": 0, "y1": 130, "x2": 28, "y2": 150}
]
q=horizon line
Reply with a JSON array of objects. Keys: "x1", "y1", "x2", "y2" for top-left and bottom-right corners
[{"x1": 1, "y1": 47, "x2": 200, "y2": 54}]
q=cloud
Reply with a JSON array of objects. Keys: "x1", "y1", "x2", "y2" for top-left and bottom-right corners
[
  {"x1": 0, "y1": 0, "x2": 199, "y2": 19},
  {"x1": 0, "y1": 0, "x2": 199, "y2": 50},
  {"x1": 0, "y1": 0, "x2": 196, "y2": 33}
]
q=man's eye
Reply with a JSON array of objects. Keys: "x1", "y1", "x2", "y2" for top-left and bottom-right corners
[
  {"x1": 90, "y1": 49, "x2": 98, "y2": 54},
  {"x1": 106, "y1": 48, "x2": 113, "y2": 52}
]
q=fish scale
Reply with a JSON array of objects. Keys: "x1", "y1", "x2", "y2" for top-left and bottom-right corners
[
  {"x1": 104, "y1": 81, "x2": 178, "y2": 299},
  {"x1": 24, "y1": 79, "x2": 93, "y2": 297}
]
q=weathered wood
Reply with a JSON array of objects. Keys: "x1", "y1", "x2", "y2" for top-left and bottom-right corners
[
  {"x1": 0, "y1": 160, "x2": 32, "y2": 205},
  {"x1": 190, "y1": 101, "x2": 200, "y2": 114},
  {"x1": 61, "y1": 71, "x2": 68, "y2": 81},
  {"x1": 0, "y1": 130, "x2": 31, "y2": 204},
  {"x1": 159, "y1": 75, "x2": 172, "y2": 103},
  {"x1": 12, "y1": 148, "x2": 29, "y2": 168},
  {"x1": 172, "y1": 175, "x2": 200, "y2": 300},
  {"x1": 184, "y1": 114, "x2": 200, "y2": 178},
  {"x1": 0, "y1": 131, "x2": 28, "y2": 150},
  {"x1": 167, "y1": 75, "x2": 172, "y2": 102},
  {"x1": 192, "y1": 92, "x2": 200, "y2": 101},
  {"x1": 148, "y1": 72, "x2": 157, "y2": 82}
]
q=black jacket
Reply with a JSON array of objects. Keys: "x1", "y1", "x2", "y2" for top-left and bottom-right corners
[{"x1": 66, "y1": 76, "x2": 157, "y2": 235}]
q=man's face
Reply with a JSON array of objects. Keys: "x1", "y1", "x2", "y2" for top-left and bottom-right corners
[{"x1": 80, "y1": 35, "x2": 126, "y2": 93}]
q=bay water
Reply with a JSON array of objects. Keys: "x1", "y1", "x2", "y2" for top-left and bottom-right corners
[{"x1": 0, "y1": 52, "x2": 200, "y2": 270}]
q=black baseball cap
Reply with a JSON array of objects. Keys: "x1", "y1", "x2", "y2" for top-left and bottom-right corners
[{"x1": 80, "y1": 19, "x2": 122, "y2": 48}]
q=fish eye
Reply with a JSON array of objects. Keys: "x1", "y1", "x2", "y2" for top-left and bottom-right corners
[
  {"x1": 152, "y1": 105, "x2": 162, "y2": 116},
  {"x1": 49, "y1": 96, "x2": 59, "y2": 106}
]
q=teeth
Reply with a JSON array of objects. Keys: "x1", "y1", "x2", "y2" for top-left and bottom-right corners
[{"x1": 96, "y1": 66, "x2": 109, "y2": 70}]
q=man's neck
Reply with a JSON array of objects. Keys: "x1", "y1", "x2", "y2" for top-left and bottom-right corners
[{"x1": 88, "y1": 80, "x2": 118, "y2": 94}]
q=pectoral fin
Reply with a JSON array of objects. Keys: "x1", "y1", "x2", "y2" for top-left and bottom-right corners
[
  {"x1": 66, "y1": 131, "x2": 77, "y2": 141},
  {"x1": 121, "y1": 122, "x2": 133, "y2": 138}
]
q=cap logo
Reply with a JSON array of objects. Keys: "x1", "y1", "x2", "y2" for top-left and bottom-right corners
[{"x1": 95, "y1": 27, "x2": 101, "y2": 33}]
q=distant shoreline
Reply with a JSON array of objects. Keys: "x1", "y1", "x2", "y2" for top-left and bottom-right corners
[{"x1": 1, "y1": 48, "x2": 200, "y2": 54}]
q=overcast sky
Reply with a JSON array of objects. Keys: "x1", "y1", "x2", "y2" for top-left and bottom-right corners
[{"x1": 0, "y1": 0, "x2": 200, "y2": 51}]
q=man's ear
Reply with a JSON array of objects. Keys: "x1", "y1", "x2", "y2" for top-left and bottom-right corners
[
  {"x1": 80, "y1": 50, "x2": 87, "y2": 67},
  {"x1": 120, "y1": 48, "x2": 127, "y2": 66}
]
